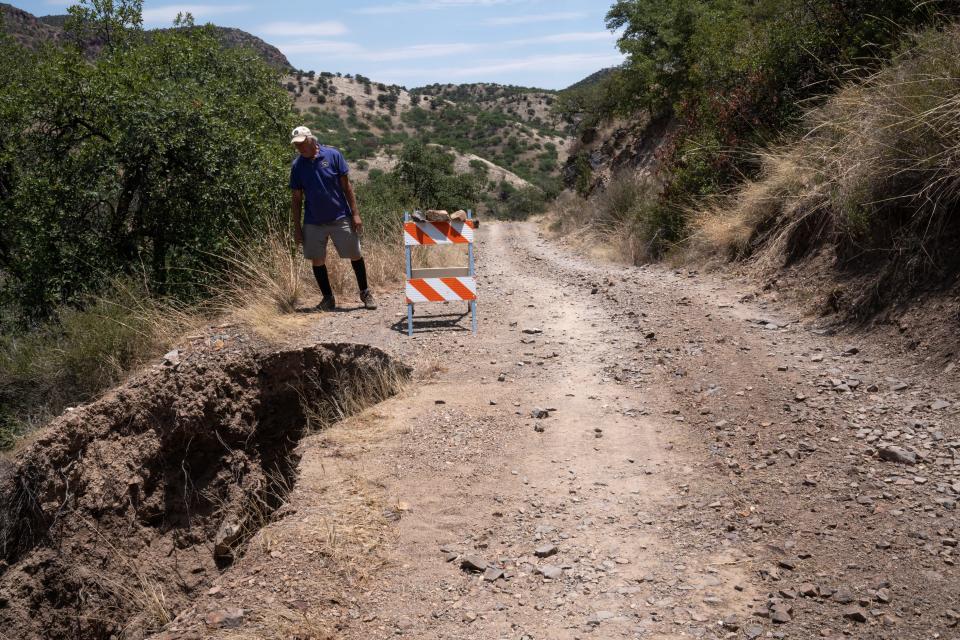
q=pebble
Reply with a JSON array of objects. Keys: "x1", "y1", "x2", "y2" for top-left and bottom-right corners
[
  {"x1": 537, "y1": 565, "x2": 563, "y2": 580},
  {"x1": 842, "y1": 607, "x2": 868, "y2": 623},
  {"x1": 204, "y1": 609, "x2": 245, "y2": 629},
  {"x1": 483, "y1": 567, "x2": 504, "y2": 582},
  {"x1": 460, "y1": 556, "x2": 488, "y2": 572},
  {"x1": 877, "y1": 446, "x2": 917, "y2": 465}
]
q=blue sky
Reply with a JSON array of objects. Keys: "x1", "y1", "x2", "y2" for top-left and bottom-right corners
[{"x1": 13, "y1": 0, "x2": 625, "y2": 89}]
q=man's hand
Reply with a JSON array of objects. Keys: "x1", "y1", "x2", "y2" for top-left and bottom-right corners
[{"x1": 351, "y1": 214, "x2": 363, "y2": 235}]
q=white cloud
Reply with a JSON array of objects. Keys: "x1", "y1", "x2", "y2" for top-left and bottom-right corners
[
  {"x1": 279, "y1": 40, "x2": 480, "y2": 61},
  {"x1": 376, "y1": 52, "x2": 626, "y2": 79},
  {"x1": 354, "y1": 0, "x2": 521, "y2": 15},
  {"x1": 259, "y1": 22, "x2": 349, "y2": 37},
  {"x1": 482, "y1": 12, "x2": 584, "y2": 26},
  {"x1": 507, "y1": 31, "x2": 616, "y2": 46},
  {"x1": 277, "y1": 41, "x2": 366, "y2": 55},
  {"x1": 141, "y1": 4, "x2": 251, "y2": 26},
  {"x1": 279, "y1": 32, "x2": 613, "y2": 63}
]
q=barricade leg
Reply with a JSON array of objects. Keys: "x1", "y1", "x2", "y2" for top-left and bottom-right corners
[
  {"x1": 470, "y1": 300, "x2": 477, "y2": 335},
  {"x1": 407, "y1": 303, "x2": 414, "y2": 337}
]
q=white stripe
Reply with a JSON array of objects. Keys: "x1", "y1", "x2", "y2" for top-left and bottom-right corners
[
  {"x1": 455, "y1": 223, "x2": 474, "y2": 243},
  {"x1": 405, "y1": 281, "x2": 430, "y2": 303},
  {"x1": 420, "y1": 223, "x2": 451, "y2": 244},
  {"x1": 403, "y1": 221, "x2": 474, "y2": 245},
  {"x1": 424, "y1": 278, "x2": 458, "y2": 301},
  {"x1": 404, "y1": 277, "x2": 478, "y2": 302}
]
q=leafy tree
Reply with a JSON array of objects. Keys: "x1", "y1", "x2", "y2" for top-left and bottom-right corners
[
  {"x1": 396, "y1": 143, "x2": 481, "y2": 211},
  {"x1": 64, "y1": 0, "x2": 143, "y2": 52},
  {"x1": 0, "y1": 3, "x2": 293, "y2": 321}
]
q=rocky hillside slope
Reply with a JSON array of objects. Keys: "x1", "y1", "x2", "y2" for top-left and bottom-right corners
[
  {"x1": 287, "y1": 73, "x2": 573, "y2": 192},
  {"x1": 0, "y1": 3, "x2": 64, "y2": 48},
  {"x1": 0, "y1": 3, "x2": 292, "y2": 70}
]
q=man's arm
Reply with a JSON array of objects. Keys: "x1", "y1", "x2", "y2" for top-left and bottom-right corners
[
  {"x1": 340, "y1": 174, "x2": 362, "y2": 234},
  {"x1": 291, "y1": 189, "x2": 304, "y2": 244}
]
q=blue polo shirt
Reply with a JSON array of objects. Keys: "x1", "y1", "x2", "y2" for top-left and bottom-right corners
[{"x1": 289, "y1": 146, "x2": 352, "y2": 225}]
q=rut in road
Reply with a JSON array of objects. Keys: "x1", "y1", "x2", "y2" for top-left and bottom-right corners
[{"x1": 161, "y1": 220, "x2": 958, "y2": 640}]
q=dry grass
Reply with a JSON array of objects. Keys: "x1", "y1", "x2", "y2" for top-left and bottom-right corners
[
  {"x1": 79, "y1": 517, "x2": 174, "y2": 634},
  {"x1": 0, "y1": 278, "x2": 203, "y2": 449},
  {"x1": 686, "y1": 153, "x2": 810, "y2": 261},
  {"x1": 214, "y1": 222, "x2": 465, "y2": 340},
  {"x1": 547, "y1": 188, "x2": 654, "y2": 265},
  {"x1": 301, "y1": 361, "x2": 409, "y2": 433},
  {"x1": 685, "y1": 23, "x2": 960, "y2": 312}
]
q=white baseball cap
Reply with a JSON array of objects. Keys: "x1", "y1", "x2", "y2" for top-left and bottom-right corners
[{"x1": 290, "y1": 125, "x2": 312, "y2": 144}]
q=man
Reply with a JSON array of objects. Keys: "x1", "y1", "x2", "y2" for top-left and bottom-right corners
[{"x1": 289, "y1": 125, "x2": 376, "y2": 311}]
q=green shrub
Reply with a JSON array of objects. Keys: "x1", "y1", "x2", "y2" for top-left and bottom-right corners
[
  {"x1": 0, "y1": 6, "x2": 292, "y2": 323},
  {"x1": 0, "y1": 279, "x2": 197, "y2": 448}
]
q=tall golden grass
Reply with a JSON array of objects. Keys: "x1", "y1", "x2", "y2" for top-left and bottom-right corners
[{"x1": 688, "y1": 23, "x2": 960, "y2": 292}]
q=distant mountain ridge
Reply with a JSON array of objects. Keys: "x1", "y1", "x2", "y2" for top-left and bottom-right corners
[{"x1": 0, "y1": 3, "x2": 293, "y2": 70}]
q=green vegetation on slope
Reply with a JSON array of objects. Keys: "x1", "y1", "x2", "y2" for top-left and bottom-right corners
[
  {"x1": 401, "y1": 104, "x2": 562, "y2": 193},
  {"x1": 559, "y1": 0, "x2": 959, "y2": 256},
  {"x1": 0, "y1": 0, "x2": 294, "y2": 444},
  {"x1": 690, "y1": 24, "x2": 960, "y2": 316}
]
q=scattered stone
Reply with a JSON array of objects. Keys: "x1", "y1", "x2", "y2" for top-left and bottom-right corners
[
  {"x1": 462, "y1": 611, "x2": 478, "y2": 623},
  {"x1": 537, "y1": 565, "x2": 563, "y2": 580},
  {"x1": 878, "y1": 446, "x2": 917, "y2": 465},
  {"x1": 204, "y1": 609, "x2": 245, "y2": 629},
  {"x1": 771, "y1": 607, "x2": 792, "y2": 624},
  {"x1": 534, "y1": 544, "x2": 558, "y2": 558},
  {"x1": 833, "y1": 589, "x2": 855, "y2": 604},
  {"x1": 483, "y1": 567, "x2": 504, "y2": 582},
  {"x1": 531, "y1": 408, "x2": 550, "y2": 419},
  {"x1": 722, "y1": 614, "x2": 740, "y2": 630},
  {"x1": 842, "y1": 347, "x2": 860, "y2": 356},
  {"x1": 521, "y1": 328, "x2": 543, "y2": 335},
  {"x1": 799, "y1": 583, "x2": 818, "y2": 597},
  {"x1": 744, "y1": 625, "x2": 764, "y2": 639},
  {"x1": 163, "y1": 349, "x2": 180, "y2": 365},
  {"x1": 875, "y1": 588, "x2": 891, "y2": 604},
  {"x1": 587, "y1": 611, "x2": 616, "y2": 626},
  {"x1": 931, "y1": 399, "x2": 951, "y2": 411},
  {"x1": 460, "y1": 556, "x2": 488, "y2": 573},
  {"x1": 843, "y1": 607, "x2": 868, "y2": 623}
]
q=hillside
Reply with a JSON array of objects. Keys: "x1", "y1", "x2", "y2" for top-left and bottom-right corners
[
  {"x1": 286, "y1": 72, "x2": 574, "y2": 198},
  {"x1": 0, "y1": 3, "x2": 293, "y2": 69},
  {"x1": 0, "y1": 3, "x2": 64, "y2": 48}
]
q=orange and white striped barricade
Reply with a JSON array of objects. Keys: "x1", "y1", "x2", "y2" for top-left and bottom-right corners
[{"x1": 403, "y1": 210, "x2": 477, "y2": 336}]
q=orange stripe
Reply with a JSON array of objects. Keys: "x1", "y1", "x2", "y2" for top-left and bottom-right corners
[
  {"x1": 404, "y1": 221, "x2": 473, "y2": 244},
  {"x1": 408, "y1": 279, "x2": 445, "y2": 302},
  {"x1": 441, "y1": 278, "x2": 476, "y2": 301},
  {"x1": 403, "y1": 222, "x2": 435, "y2": 245},
  {"x1": 435, "y1": 222, "x2": 462, "y2": 243}
]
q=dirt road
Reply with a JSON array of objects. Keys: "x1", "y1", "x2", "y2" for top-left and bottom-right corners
[{"x1": 165, "y1": 221, "x2": 959, "y2": 639}]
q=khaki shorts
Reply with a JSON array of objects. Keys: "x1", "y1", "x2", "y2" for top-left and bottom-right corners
[{"x1": 303, "y1": 219, "x2": 362, "y2": 261}]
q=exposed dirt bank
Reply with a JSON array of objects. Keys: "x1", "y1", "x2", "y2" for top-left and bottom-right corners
[{"x1": 0, "y1": 343, "x2": 406, "y2": 639}]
